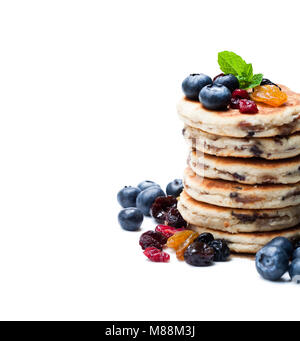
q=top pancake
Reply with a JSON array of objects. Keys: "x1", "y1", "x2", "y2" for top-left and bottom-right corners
[{"x1": 177, "y1": 85, "x2": 300, "y2": 138}]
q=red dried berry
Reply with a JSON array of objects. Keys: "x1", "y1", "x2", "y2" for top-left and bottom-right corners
[
  {"x1": 143, "y1": 247, "x2": 170, "y2": 262},
  {"x1": 150, "y1": 196, "x2": 177, "y2": 223},
  {"x1": 232, "y1": 89, "x2": 250, "y2": 100},
  {"x1": 139, "y1": 230, "x2": 168, "y2": 250},
  {"x1": 230, "y1": 97, "x2": 240, "y2": 109},
  {"x1": 239, "y1": 99, "x2": 258, "y2": 114},
  {"x1": 230, "y1": 89, "x2": 250, "y2": 109},
  {"x1": 155, "y1": 225, "x2": 186, "y2": 239},
  {"x1": 165, "y1": 207, "x2": 187, "y2": 228}
]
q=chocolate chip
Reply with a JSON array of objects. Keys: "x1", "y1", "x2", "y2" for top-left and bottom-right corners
[
  {"x1": 230, "y1": 192, "x2": 238, "y2": 198},
  {"x1": 233, "y1": 173, "x2": 246, "y2": 181},
  {"x1": 250, "y1": 145, "x2": 263, "y2": 157},
  {"x1": 231, "y1": 212, "x2": 258, "y2": 223}
]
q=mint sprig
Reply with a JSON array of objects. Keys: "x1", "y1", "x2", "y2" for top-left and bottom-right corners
[{"x1": 218, "y1": 51, "x2": 263, "y2": 89}]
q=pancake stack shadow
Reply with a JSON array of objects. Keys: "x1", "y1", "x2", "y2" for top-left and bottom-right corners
[{"x1": 177, "y1": 91, "x2": 300, "y2": 254}]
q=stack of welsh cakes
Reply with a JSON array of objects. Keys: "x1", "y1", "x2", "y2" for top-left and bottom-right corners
[{"x1": 177, "y1": 85, "x2": 300, "y2": 253}]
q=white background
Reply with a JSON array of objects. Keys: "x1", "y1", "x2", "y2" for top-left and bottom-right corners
[{"x1": 0, "y1": 0, "x2": 299, "y2": 321}]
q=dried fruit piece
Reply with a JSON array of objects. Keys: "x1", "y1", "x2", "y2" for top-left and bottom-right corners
[
  {"x1": 144, "y1": 247, "x2": 170, "y2": 262},
  {"x1": 167, "y1": 230, "x2": 194, "y2": 250},
  {"x1": 239, "y1": 99, "x2": 258, "y2": 114},
  {"x1": 155, "y1": 225, "x2": 185, "y2": 239},
  {"x1": 251, "y1": 85, "x2": 287, "y2": 107},
  {"x1": 176, "y1": 231, "x2": 199, "y2": 260},
  {"x1": 209, "y1": 239, "x2": 230, "y2": 261},
  {"x1": 195, "y1": 232, "x2": 214, "y2": 244},
  {"x1": 232, "y1": 89, "x2": 250, "y2": 100},
  {"x1": 184, "y1": 241, "x2": 215, "y2": 266},
  {"x1": 230, "y1": 89, "x2": 251, "y2": 109},
  {"x1": 139, "y1": 230, "x2": 168, "y2": 250},
  {"x1": 260, "y1": 78, "x2": 281, "y2": 90},
  {"x1": 150, "y1": 196, "x2": 177, "y2": 223},
  {"x1": 165, "y1": 207, "x2": 187, "y2": 228}
]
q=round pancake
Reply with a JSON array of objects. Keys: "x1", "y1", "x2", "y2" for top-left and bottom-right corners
[
  {"x1": 183, "y1": 167, "x2": 300, "y2": 209},
  {"x1": 177, "y1": 85, "x2": 300, "y2": 138},
  {"x1": 190, "y1": 224, "x2": 300, "y2": 254},
  {"x1": 178, "y1": 190, "x2": 300, "y2": 233},
  {"x1": 189, "y1": 149, "x2": 300, "y2": 184},
  {"x1": 183, "y1": 125, "x2": 300, "y2": 160}
]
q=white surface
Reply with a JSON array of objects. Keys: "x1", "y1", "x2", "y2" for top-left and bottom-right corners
[{"x1": 0, "y1": 0, "x2": 299, "y2": 321}]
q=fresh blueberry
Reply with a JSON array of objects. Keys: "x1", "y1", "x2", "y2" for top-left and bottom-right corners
[
  {"x1": 199, "y1": 84, "x2": 231, "y2": 110},
  {"x1": 289, "y1": 258, "x2": 300, "y2": 283},
  {"x1": 213, "y1": 74, "x2": 239, "y2": 92},
  {"x1": 182, "y1": 74, "x2": 213, "y2": 100},
  {"x1": 292, "y1": 247, "x2": 300, "y2": 260},
  {"x1": 137, "y1": 180, "x2": 160, "y2": 191},
  {"x1": 255, "y1": 245, "x2": 289, "y2": 281},
  {"x1": 118, "y1": 208, "x2": 144, "y2": 231},
  {"x1": 166, "y1": 179, "x2": 183, "y2": 197},
  {"x1": 266, "y1": 237, "x2": 294, "y2": 258},
  {"x1": 117, "y1": 186, "x2": 141, "y2": 208},
  {"x1": 136, "y1": 187, "x2": 165, "y2": 216}
]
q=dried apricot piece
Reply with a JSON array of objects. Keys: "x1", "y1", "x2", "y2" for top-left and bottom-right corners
[
  {"x1": 167, "y1": 230, "x2": 194, "y2": 250},
  {"x1": 251, "y1": 85, "x2": 287, "y2": 107},
  {"x1": 176, "y1": 232, "x2": 199, "y2": 260}
]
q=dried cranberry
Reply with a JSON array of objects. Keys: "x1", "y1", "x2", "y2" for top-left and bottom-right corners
[
  {"x1": 213, "y1": 73, "x2": 225, "y2": 82},
  {"x1": 150, "y1": 196, "x2": 177, "y2": 223},
  {"x1": 239, "y1": 99, "x2": 258, "y2": 114},
  {"x1": 230, "y1": 89, "x2": 250, "y2": 109},
  {"x1": 139, "y1": 230, "x2": 168, "y2": 250},
  {"x1": 165, "y1": 207, "x2": 187, "y2": 228},
  {"x1": 230, "y1": 97, "x2": 240, "y2": 109},
  {"x1": 232, "y1": 89, "x2": 250, "y2": 100},
  {"x1": 155, "y1": 225, "x2": 186, "y2": 239},
  {"x1": 143, "y1": 247, "x2": 170, "y2": 262}
]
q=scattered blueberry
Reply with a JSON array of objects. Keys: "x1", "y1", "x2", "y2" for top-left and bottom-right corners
[
  {"x1": 213, "y1": 74, "x2": 239, "y2": 92},
  {"x1": 137, "y1": 180, "x2": 160, "y2": 191},
  {"x1": 118, "y1": 208, "x2": 144, "y2": 231},
  {"x1": 117, "y1": 186, "x2": 141, "y2": 208},
  {"x1": 195, "y1": 233, "x2": 214, "y2": 244},
  {"x1": 199, "y1": 84, "x2": 231, "y2": 110},
  {"x1": 255, "y1": 245, "x2": 289, "y2": 281},
  {"x1": 136, "y1": 187, "x2": 165, "y2": 216},
  {"x1": 292, "y1": 247, "x2": 300, "y2": 260},
  {"x1": 166, "y1": 179, "x2": 183, "y2": 197},
  {"x1": 209, "y1": 239, "x2": 230, "y2": 262},
  {"x1": 289, "y1": 258, "x2": 300, "y2": 283},
  {"x1": 182, "y1": 74, "x2": 213, "y2": 100},
  {"x1": 266, "y1": 237, "x2": 294, "y2": 258}
]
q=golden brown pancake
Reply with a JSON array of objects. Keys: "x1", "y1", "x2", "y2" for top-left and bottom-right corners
[
  {"x1": 177, "y1": 85, "x2": 300, "y2": 138},
  {"x1": 183, "y1": 167, "x2": 300, "y2": 209},
  {"x1": 189, "y1": 149, "x2": 300, "y2": 184},
  {"x1": 178, "y1": 190, "x2": 300, "y2": 233},
  {"x1": 183, "y1": 125, "x2": 300, "y2": 160},
  {"x1": 190, "y1": 224, "x2": 300, "y2": 254}
]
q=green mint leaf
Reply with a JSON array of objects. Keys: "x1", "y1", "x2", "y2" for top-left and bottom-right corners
[
  {"x1": 242, "y1": 63, "x2": 253, "y2": 79},
  {"x1": 245, "y1": 73, "x2": 263, "y2": 89},
  {"x1": 218, "y1": 51, "x2": 263, "y2": 89},
  {"x1": 218, "y1": 51, "x2": 247, "y2": 76}
]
